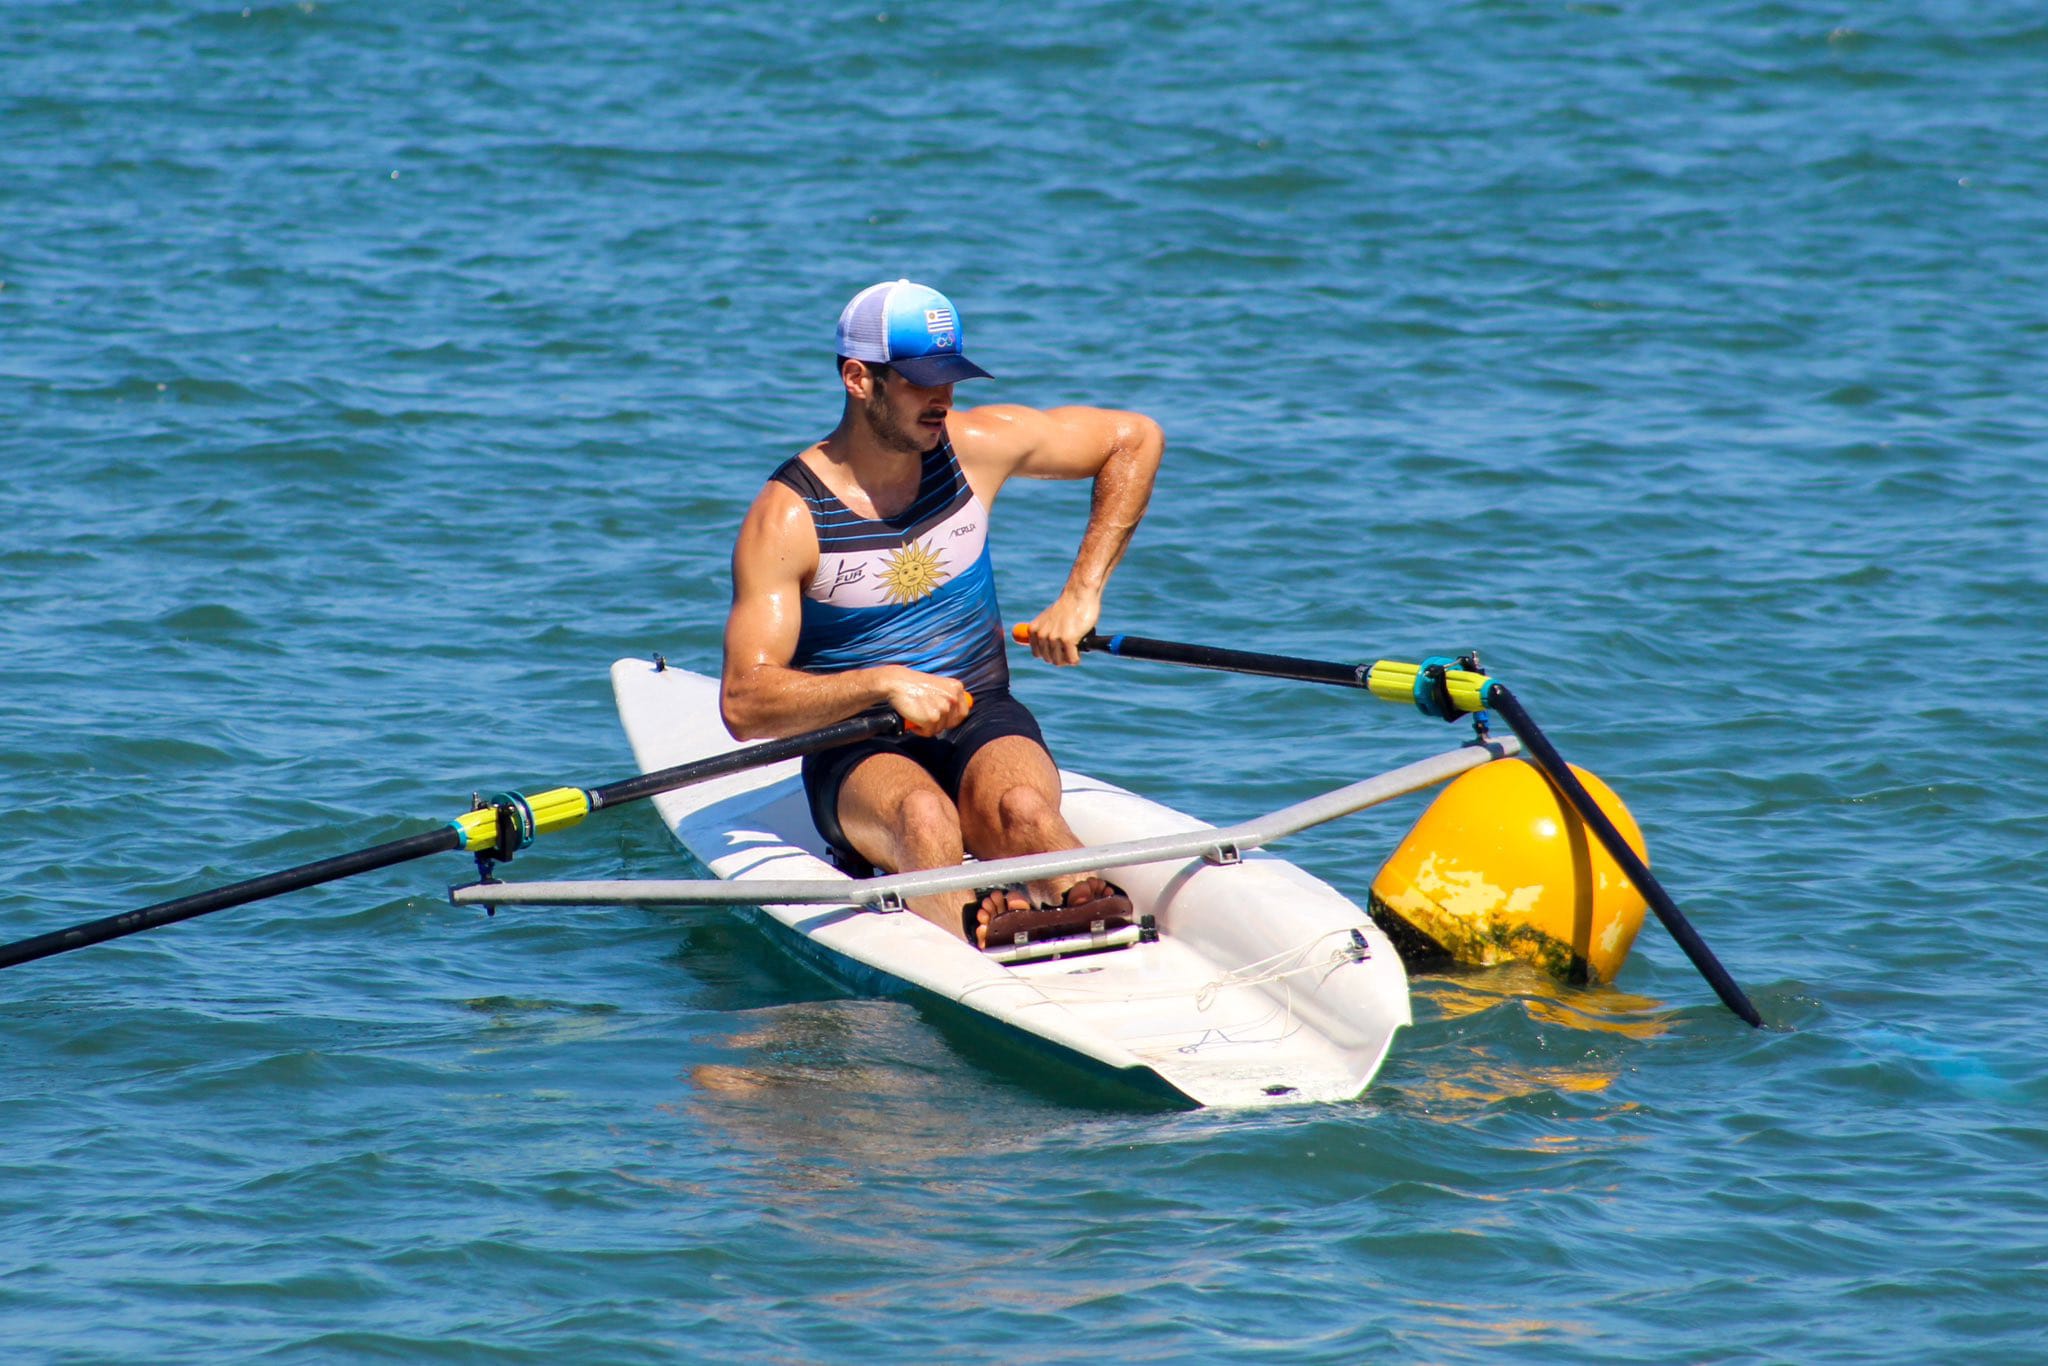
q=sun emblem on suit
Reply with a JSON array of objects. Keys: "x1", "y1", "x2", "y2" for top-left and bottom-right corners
[{"x1": 877, "y1": 539, "x2": 950, "y2": 604}]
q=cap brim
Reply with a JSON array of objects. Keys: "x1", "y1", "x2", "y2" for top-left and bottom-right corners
[{"x1": 890, "y1": 353, "x2": 993, "y2": 387}]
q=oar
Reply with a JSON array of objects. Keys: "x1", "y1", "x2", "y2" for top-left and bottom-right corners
[
  {"x1": 0, "y1": 707, "x2": 913, "y2": 973},
  {"x1": 1016, "y1": 625, "x2": 1763, "y2": 1027}
]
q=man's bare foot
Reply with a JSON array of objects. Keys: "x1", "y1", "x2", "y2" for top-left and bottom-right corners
[
  {"x1": 1055, "y1": 876, "x2": 1132, "y2": 916},
  {"x1": 963, "y1": 886, "x2": 1031, "y2": 945}
]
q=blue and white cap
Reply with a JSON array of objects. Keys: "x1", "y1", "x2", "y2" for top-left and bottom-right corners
[{"x1": 835, "y1": 279, "x2": 993, "y2": 387}]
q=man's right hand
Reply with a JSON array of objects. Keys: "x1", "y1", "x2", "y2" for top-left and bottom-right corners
[{"x1": 878, "y1": 666, "x2": 974, "y2": 736}]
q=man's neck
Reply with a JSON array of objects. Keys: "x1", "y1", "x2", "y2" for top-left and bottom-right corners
[{"x1": 819, "y1": 414, "x2": 925, "y2": 487}]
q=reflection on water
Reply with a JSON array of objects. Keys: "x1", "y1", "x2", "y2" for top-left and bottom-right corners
[
  {"x1": 1422, "y1": 967, "x2": 1675, "y2": 1038},
  {"x1": 1417, "y1": 1307, "x2": 1596, "y2": 1352},
  {"x1": 644, "y1": 960, "x2": 1676, "y2": 1177},
  {"x1": 653, "y1": 999, "x2": 1055, "y2": 1191},
  {"x1": 1391, "y1": 966, "x2": 1672, "y2": 1124},
  {"x1": 456, "y1": 995, "x2": 630, "y2": 1053},
  {"x1": 1409, "y1": 1063, "x2": 1643, "y2": 1123}
]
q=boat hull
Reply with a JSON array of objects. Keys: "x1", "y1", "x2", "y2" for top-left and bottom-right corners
[{"x1": 613, "y1": 659, "x2": 1411, "y2": 1107}]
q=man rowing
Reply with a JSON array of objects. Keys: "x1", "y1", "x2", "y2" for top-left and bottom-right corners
[{"x1": 720, "y1": 279, "x2": 1164, "y2": 948}]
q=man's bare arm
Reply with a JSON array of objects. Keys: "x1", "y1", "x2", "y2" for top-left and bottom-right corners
[
  {"x1": 952, "y1": 404, "x2": 1165, "y2": 666},
  {"x1": 719, "y1": 483, "x2": 973, "y2": 739}
]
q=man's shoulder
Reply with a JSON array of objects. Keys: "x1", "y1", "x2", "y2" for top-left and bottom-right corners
[
  {"x1": 737, "y1": 466, "x2": 817, "y2": 550},
  {"x1": 744, "y1": 471, "x2": 812, "y2": 520},
  {"x1": 730, "y1": 478, "x2": 820, "y2": 589},
  {"x1": 951, "y1": 402, "x2": 1131, "y2": 448},
  {"x1": 951, "y1": 402, "x2": 1045, "y2": 438},
  {"x1": 948, "y1": 403, "x2": 1049, "y2": 464}
]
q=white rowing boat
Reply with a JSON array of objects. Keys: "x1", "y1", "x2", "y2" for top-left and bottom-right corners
[{"x1": 454, "y1": 659, "x2": 1522, "y2": 1108}]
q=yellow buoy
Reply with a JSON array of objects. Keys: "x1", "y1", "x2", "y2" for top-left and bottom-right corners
[{"x1": 1368, "y1": 757, "x2": 1648, "y2": 984}]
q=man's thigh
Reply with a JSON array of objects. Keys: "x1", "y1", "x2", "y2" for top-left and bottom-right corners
[
  {"x1": 833, "y1": 750, "x2": 963, "y2": 871},
  {"x1": 955, "y1": 734, "x2": 1064, "y2": 850}
]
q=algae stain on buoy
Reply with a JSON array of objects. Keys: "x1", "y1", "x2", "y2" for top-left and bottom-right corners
[{"x1": 1369, "y1": 758, "x2": 1648, "y2": 984}]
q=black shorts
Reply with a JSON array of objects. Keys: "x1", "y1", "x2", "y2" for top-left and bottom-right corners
[{"x1": 801, "y1": 688, "x2": 1048, "y2": 877}]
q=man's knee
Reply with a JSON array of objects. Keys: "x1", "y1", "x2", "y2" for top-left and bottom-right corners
[
  {"x1": 895, "y1": 786, "x2": 962, "y2": 850},
  {"x1": 993, "y1": 781, "x2": 1059, "y2": 834}
]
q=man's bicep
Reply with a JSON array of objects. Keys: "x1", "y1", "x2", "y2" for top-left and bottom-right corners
[
  {"x1": 723, "y1": 576, "x2": 801, "y2": 677},
  {"x1": 722, "y1": 496, "x2": 810, "y2": 678},
  {"x1": 1011, "y1": 406, "x2": 1157, "y2": 480}
]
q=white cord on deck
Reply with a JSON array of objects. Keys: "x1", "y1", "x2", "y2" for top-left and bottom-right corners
[{"x1": 1193, "y1": 929, "x2": 1362, "y2": 1011}]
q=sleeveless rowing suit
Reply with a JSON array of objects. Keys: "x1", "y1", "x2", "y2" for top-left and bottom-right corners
[
  {"x1": 771, "y1": 439, "x2": 1008, "y2": 695},
  {"x1": 770, "y1": 438, "x2": 1044, "y2": 870}
]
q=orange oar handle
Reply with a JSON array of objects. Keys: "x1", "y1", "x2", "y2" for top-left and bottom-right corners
[{"x1": 1012, "y1": 623, "x2": 1112, "y2": 652}]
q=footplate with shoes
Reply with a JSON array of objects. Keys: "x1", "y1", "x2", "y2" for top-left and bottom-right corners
[{"x1": 963, "y1": 877, "x2": 1155, "y2": 963}]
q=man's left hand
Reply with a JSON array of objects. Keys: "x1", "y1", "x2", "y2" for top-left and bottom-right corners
[{"x1": 1025, "y1": 590, "x2": 1100, "y2": 667}]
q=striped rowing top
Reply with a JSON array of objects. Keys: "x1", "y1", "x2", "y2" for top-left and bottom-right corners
[{"x1": 769, "y1": 439, "x2": 1009, "y2": 696}]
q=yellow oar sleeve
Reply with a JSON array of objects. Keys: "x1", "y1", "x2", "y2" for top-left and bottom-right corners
[
  {"x1": 450, "y1": 786, "x2": 593, "y2": 851},
  {"x1": 1365, "y1": 661, "x2": 1494, "y2": 714}
]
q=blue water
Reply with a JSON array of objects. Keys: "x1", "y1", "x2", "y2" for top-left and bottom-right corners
[{"x1": 5, "y1": 1, "x2": 2045, "y2": 1359}]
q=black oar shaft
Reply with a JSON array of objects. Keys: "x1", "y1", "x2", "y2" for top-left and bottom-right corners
[
  {"x1": 1479, "y1": 685, "x2": 1763, "y2": 1027},
  {"x1": 1060, "y1": 624, "x2": 1764, "y2": 1027},
  {"x1": 588, "y1": 710, "x2": 900, "y2": 809},
  {"x1": 0, "y1": 709, "x2": 906, "y2": 973},
  {"x1": 1082, "y1": 632, "x2": 1367, "y2": 688},
  {"x1": 0, "y1": 828, "x2": 461, "y2": 972}
]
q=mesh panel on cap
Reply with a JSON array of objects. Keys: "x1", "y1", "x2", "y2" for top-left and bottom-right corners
[{"x1": 835, "y1": 282, "x2": 896, "y2": 361}]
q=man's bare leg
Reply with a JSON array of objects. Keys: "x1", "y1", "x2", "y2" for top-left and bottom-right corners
[
  {"x1": 956, "y1": 736, "x2": 1077, "y2": 899},
  {"x1": 832, "y1": 751, "x2": 975, "y2": 938},
  {"x1": 956, "y1": 736, "x2": 1127, "y2": 943}
]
